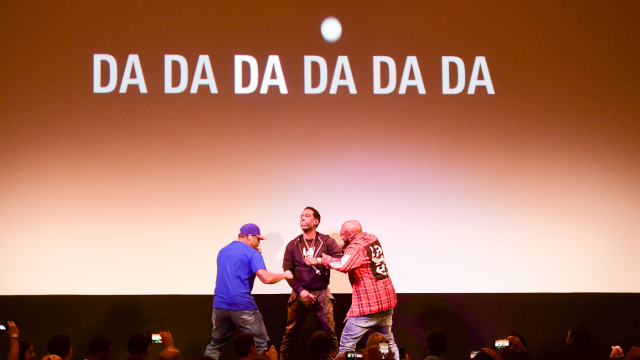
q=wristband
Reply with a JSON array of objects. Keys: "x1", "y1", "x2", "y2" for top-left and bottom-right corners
[{"x1": 317, "y1": 257, "x2": 322, "y2": 264}]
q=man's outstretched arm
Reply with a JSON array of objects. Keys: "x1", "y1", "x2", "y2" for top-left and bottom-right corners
[
  {"x1": 306, "y1": 246, "x2": 363, "y2": 273},
  {"x1": 256, "y1": 269, "x2": 294, "y2": 284}
]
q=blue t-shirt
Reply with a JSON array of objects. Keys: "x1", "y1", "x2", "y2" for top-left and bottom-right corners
[{"x1": 213, "y1": 240, "x2": 266, "y2": 311}]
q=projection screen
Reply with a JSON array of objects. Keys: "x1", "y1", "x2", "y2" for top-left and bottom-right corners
[{"x1": 1, "y1": 0, "x2": 639, "y2": 294}]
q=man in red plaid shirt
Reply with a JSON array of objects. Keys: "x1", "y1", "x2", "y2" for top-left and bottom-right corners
[{"x1": 305, "y1": 220, "x2": 399, "y2": 360}]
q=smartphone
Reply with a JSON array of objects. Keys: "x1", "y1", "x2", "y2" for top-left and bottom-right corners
[
  {"x1": 379, "y1": 340, "x2": 389, "y2": 356},
  {"x1": 346, "y1": 352, "x2": 363, "y2": 359},
  {"x1": 267, "y1": 340, "x2": 273, "y2": 349},
  {"x1": 398, "y1": 346, "x2": 406, "y2": 359},
  {"x1": 0, "y1": 322, "x2": 8, "y2": 331},
  {"x1": 469, "y1": 350, "x2": 480, "y2": 358},
  {"x1": 494, "y1": 339, "x2": 511, "y2": 349},
  {"x1": 151, "y1": 334, "x2": 162, "y2": 344}
]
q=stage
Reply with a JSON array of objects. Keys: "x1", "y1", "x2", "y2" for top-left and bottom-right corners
[
  {"x1": 2, "y1": 293, "x2": 638, "y2": 360},
  {"x1": 2, "y1": 1, "x2": 640, "y2": 359}
]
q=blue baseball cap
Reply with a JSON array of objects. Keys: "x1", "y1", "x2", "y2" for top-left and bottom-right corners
[{"x1": 239, "y1": 223, "x2": 266, "y2": 240}]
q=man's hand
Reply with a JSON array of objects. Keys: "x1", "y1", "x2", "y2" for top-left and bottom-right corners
[
  {"x1": 261, "y1": 345, "x2": 278, "y2": 360},
  {"x1": 506, "y1": 336, "x2": 526, "y2": 352},
  {"x1": 299, "y1": 290, "x2": 316, "y2": 305},
  {"x1": 7, "y1": 321, "x2": 19, "y2": 338},
  {"x1": 257, "y1": 247, "x2": 263, "y2": 254},
  {"x1": 284, "y1": 270, "x2": 294, "y2": 280},
  {"x1": 304, "y1": 257, "x2": 320, "y2": 266},
  {"x1": 481, "y1": 348, "x2": 501, "y2": 360},
  {"x1": 611, "y1": 346, "x2": 624, "y2": 358},
  {"x1": 160, "y1": 331, "x2": 174, "y2": 348},
  {"x1": 625, "y1": 346, "x2": 640, "y2": 360}
]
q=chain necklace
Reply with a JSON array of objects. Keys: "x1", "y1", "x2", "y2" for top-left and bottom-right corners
[{"x1": 302, "y1": 235, "x2": 315, "y2": 257}]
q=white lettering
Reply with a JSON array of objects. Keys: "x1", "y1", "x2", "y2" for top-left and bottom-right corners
[
  {"x1": 119, "y1": 55, "x2": 147, "y2": 93},
  {"x1": 468, "y1": 56, "x2": 495, "y2": 95},
  {"x1": 333, "y1": 254, "x2": 351, "y2": 270},
  {"x1": 164, "y1": 55, "x2": 188, "y2": 94},
  {"x1": 442, "y1": 56, "x2": 465, "y2": 95},
  {"x1": 398, "y1": 56, "x2": 425, "y2": 94},
  {"x1": 260, "y1": 55, "x2": 288, "y2": 94},
  {"x1": 190, "y1": 55, "x2": 218, "y2": 94},
  {"x1": 235, "y1": 55, "x2": 259, "y2": 94},
  {"x1": 93, "y1": 54, "x2": 117, "y2": 93},
  {"x1": 373, "y1": 56, "x2": 396, "y2": 94},
  {"x1": 304, "y1": 56, "x2": 328, "y2": 94},
  {"x1": 329, "y1": 56, "x2": 357, "y2": 94}
]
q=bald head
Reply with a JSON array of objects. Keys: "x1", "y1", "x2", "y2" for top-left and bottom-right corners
[
  {"x1": 339, "y1": 221, "x2": 363, "y2": 245},
  {"x1": 342, "y1": 220, "x2": 362, "y2": 234}
]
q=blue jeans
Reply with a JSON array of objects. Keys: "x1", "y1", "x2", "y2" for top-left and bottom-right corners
[
  {"x1": 339, "y1": 309, "x2": 399, "y2": 360},
  {"x1": 204, "y1": 308, "x2": 269, "y2": 359}
]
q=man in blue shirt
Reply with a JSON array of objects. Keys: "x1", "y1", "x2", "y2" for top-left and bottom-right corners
[{"x1": 204, "y1": 223, "x2": 293, "y2": 359}]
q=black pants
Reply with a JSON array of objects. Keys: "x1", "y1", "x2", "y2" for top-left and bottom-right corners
[{"x1": 280, "y1": 288, "x2": 339, "y2": 360}]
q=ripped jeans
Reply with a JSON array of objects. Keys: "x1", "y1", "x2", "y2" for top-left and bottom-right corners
[{"x1": 203, "y1": 308, "x2": 269, "y2": 359}]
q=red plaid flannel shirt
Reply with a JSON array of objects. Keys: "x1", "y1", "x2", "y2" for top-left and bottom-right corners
[{"x1": 321, "y1": 232, "x2": 397, "y2": 319}]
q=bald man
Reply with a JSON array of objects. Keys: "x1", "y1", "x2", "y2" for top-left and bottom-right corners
[{"x1": 305, "y1": 221, "x2": 399, "y2": 360}]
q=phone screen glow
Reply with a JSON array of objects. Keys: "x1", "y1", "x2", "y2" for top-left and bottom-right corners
[{"x1": 379, "y1": 341, "x2": 389, "y2": 354}]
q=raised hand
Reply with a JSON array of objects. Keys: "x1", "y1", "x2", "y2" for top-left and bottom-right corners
[
  {"x1": 262, "y1": 345, "x2": 277, "y2": 360},
  {"x1": 160, "y1": 331, "x2": 174, "y2": 348},
  {"x1": 7, "y1": 321, "x2": 19, "y2": 338},
  {"x1": 506, "y1": 336, "x2": 526, "y2": 351},
  {"x1": 610, "y1": 346, "x2": 624, "y2": 358}
]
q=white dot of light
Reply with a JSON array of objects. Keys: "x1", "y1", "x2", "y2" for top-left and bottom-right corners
[{"x1": 321, "y1": 17, "x2": 342, "y2": 42}]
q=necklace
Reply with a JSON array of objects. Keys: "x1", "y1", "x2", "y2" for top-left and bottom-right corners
[{"x1": 302, "y1": 235, "x2": 315, "y2": 258}]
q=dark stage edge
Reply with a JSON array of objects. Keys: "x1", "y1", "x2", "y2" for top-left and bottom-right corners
[{"x1": 1, "y1": 294, "x2": 639, "y2": 360}]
